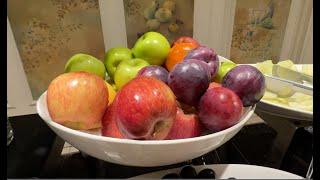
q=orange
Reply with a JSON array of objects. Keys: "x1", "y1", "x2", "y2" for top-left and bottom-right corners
[{"x1": 165, "y1": 43, "x2": 198, "y2": 71}]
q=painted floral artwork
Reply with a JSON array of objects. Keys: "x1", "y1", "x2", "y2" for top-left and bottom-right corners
[
  {"x1": 8, "y1": 0, "x2": 105, "y2": 99},
  {"x1": 230, "y1": 0, "x2": 291, "y2": 64},
  {"x1": 123, "y1": 0, "x2": 194, "y2": 48}
]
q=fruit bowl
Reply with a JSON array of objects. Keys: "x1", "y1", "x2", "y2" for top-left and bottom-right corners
[{"x1": 37, "y1": 91, "x2": 255, "y2": 167}]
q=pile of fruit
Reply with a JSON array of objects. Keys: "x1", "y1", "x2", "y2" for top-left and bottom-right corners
[
  {"x1": 256, "y1": 60, "x2": 313, "y2": 112},
  {"x1": 46, "y1": 31, "x2": 265, "y2": 140}
]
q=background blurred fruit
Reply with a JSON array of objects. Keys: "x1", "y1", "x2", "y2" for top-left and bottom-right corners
[
  {"x1": 64, "y1": 53, "x2": 106, "y2": 79},
  {"x1": 165, "y1": 42, "x2": 198, "y2": 71},
  {"x1": 214, "y1": 61, "x2": 237, "y2": 83},
  {"x1": 105, "y1": 81, "x2": 116, "y2": 105},
  {"x1": 137, "y1": 65, "x2": 169, "y2": 84},
  {"x1": 155, "y1": 8, "x2": 172, "y2": 23},
  {"x1": 162, "y1": 0, "x2": 176, "y2": 12},
  {"x1": 132, "y1": 32, "x2": 170, "y2": 65},
  {"x1": 143, "y1": 1, "x2": 157, "y2": 20},
  {"x1": 104, "y1": 47, "x2": 133, "y2": 78},
  {"x1": 47, "y1": 72, "x2": 109, "y2": 130},
  {"x1": 184, "y1": 46, "x2": 219, "y2": 78},
  {"x1": 199, "y1": 87, "x2": 243, "y2": 132},
  {"x1": 114, "y1": 58, "x2": 149, "y2": 89},
  {"x1": 165, "y1": 107, "x2": 203, "y2": 140},
  {"x1": 115, "y1": 77, "x2": 177, "y2": 140},
  {"x1": 222, "y1": 65, "x2": 265, "y2": 107},
  {"x1": 146, "y1": 19, "x2": 161, "y2": 31},
  {"x1": 168, "y1": 59, "x2": 211, "y2": 106},
  {"x1": 168, "y1": 23, "x2": 179, "y2": 33},
  {"x1": 172, "y1": 36, "x2": 200, "y2": 47}
]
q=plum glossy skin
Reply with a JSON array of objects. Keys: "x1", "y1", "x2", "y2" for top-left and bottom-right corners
[
  {"x1": 115, "y1": 77, "x2": 177, "y2": 140},
  {"x1": 184, "y1": 46, "x2": 219, "y2": 78},
  {"x1": 222, "y1": 65, "x2": 265, "y2": 107},
  {"x1": 168, "y1": 59, "x2": 211, "y2": 106},
  {"x1": 137, "y1": 65, "x2": 169, "y2": 84},
  {"x1": 199, "y1": 87, "x2": 243, "y2": 132}
]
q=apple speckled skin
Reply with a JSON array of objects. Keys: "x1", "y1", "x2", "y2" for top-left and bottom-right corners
[
  {"x1": 168, "y1": 59, "x2": 211, "y2": 106},
  {"x1": 222, "y1": 65, "x2": 265, "y2": 107},
  {"x1": 165, "y1": 108, "x2": 203, "y2": 140},
  {"x1": 101, "y1": 102, "x2": 124, "y2": 139},
  {"x1": 65, "y1": 53, "x2": 106, "y2": 79},
  {"x1": 104, "y1": 47, "x2": 133, "y2": 78},
  {"x1": 114, "y1": 77, "x2": 177, "y2": 140},
  {"x1": 47, "y1": 72, "x2": 109, "y2": 130},
  {"x1": 132, "y1": 32, "x2": 170, "y2": 65},
  {"x1": 114, "y1": 58, "x2": 150, "y2": 89},
  {"x1": 199, "y1": 87, "x2": 243, "y2": 132}
]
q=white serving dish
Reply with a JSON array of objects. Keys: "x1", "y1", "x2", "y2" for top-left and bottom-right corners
[
  {"x1": 257, "y1": 64, "x2": 313, "y2": 121},
  {"x1": 130, "y1": 164, "x2": 303, "y2": 179},
  {"x1": 37, "y1": 91, "x2": 255, "y2": 167},
  {"x1": 257, "y1": 99, "x2": 312, "y2": 121}
]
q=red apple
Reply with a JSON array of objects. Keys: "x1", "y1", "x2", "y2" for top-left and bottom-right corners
[
  {"x1": 198, "y1": 87, "x2": 243, "y2": 132},
  {"x1": 101, "y1": 102, "x2": 124, "y2": 139},
  {"x1": 172, "y1": 36, "x2": 200, "y2": 47},
  {"x1": 114, "y1": 77, "x2": 177, "y2": 140},
  {"x1": 208, "y1": 82, "x2": 222, "y2": 90},
  {"x1": 47, "y1": 72, "x2": 109, "y2": 130},
  {"x1": 165, "y1": 108, "x2": 203, "y2": 140}
]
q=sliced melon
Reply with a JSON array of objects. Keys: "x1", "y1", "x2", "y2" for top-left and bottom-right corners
[{"x1": 256, "y1": 60, "x2": 273, "y2": 75}]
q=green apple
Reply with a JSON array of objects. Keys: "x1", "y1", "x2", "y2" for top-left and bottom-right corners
[
  {"x1": 132, "y1": 31, "x2": 170, "y2": 65},
  {"x1": 65, "y1": 53, "x2": 106, "y2": 79},
  {"x1": 114, "y1": 58, "x2": 150, "y2": 89},
  {"x1": 104, "y1": 47, "x2": 133, "y2": 78},
  {"x1": 214, "y1": 61, "x2": 237, "y2": 83}
]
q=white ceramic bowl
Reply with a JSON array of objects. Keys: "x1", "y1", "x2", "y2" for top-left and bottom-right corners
[
  {"x1": 130, "y1": 164, "x2": 303, "y2": 179},
  {"x1": 37, "y1": 92, "x2": 255, "y2": 167}
]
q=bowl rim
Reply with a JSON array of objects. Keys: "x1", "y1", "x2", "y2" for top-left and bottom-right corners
[{"x1": 37, "y1": 91, "x2": 255, "y2": 145}]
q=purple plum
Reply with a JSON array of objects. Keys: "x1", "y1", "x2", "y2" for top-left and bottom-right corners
[
  {"x1": 221, "y1": 65, "x2": 265, "y2": 107},
  {"x1": 184, "y1": 46, "x2": 219, "y2": 78},
  {"x1": 137, "y1": 65, "x2": 169, "y2": 84},
  {"x1": 168, "y1": 59, "x2": 211, "y2": 106}
]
